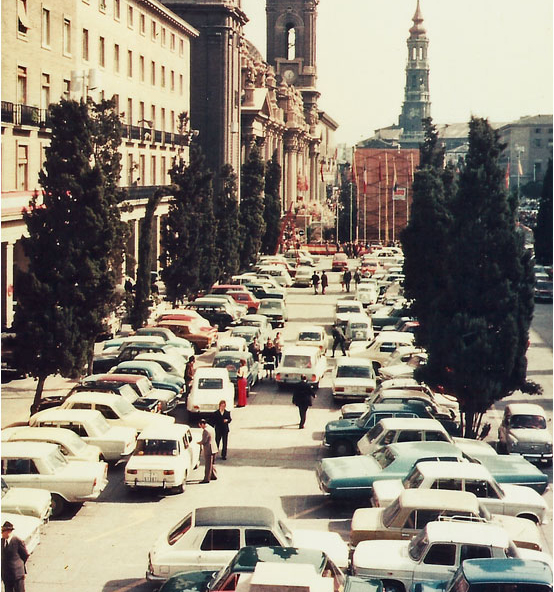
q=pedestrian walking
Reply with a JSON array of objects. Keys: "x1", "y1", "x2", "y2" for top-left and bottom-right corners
[
  {"x1": 1, "y1": 521, "x2": 29, "y2": 592},
  {"x1": 331, "y1": 323, "x2": 347, "y2": 357},
  {"x1": 184, "y1": 355, "x2": 196, "y2": 397},
  {"x1": 274, "y1": 332, "x2": 283, "y2": 364},
  {"x1": 261, "y1": 338, "x2": 277, "y2": 380},
  {"x1": 292, "y1": 375, "x2": 316, "y2": 429},
  {"x1": 212, "y1": 400, "x2": 232, "y2": 460},
  {"x1": 343, "y1": 269, "x2": 352, "y2": 293},
  {"x1": 311, "y1": 271, "x2": 320, "y2": 294},
  {"x1": 248, "y1": 336, "x2": 261, "y2": 362},
  {"x1": 197, "y1": 419, "x2": 218, "y2": 482},
  {"x1": 237, "y1": 358, "x2": 248, "y2": 407},
  {"x1": 320, "y1": 271, "x2": 328, "y2": 294},
  {"x1": 354, "y1": 268, "x2": 361, "y2": 286}
]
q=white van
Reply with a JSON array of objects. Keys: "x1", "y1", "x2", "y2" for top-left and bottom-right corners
[
  {"x1": 276, "y1": 346, "x2": 327, "y2": 390},
  {"x1": 345, "y1": 313, "x2": 374, "y2": 343}
]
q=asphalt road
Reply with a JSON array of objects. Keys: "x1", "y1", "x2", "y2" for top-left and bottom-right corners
[{"x1": 2, "y1": 257, "x2": 552, "y2": 591}]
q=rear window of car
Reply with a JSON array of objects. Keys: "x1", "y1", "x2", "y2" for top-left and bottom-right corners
[
  {"x1": 244, "y1": 529, "x2": 281, "y2": 547},
  {"x1": 282, "y1": 355, "x2": 312, "y2": 369},
  {"x1": 198, "y1": 378, "x2": 224, "y2": 389},
  {"x1": 136, "y1": 439, "x2": 178, "y2": 456},
  {"x1": 214, "y1": 358, "x2": 240, "y2": 370},
  {"x1": 298, "y1": 332, "x2": 322, "y2": 341},
  {"x1": 168, "y1": 514, "x2": 192, "y2": 545},
  {"x1": 200, "y1": 529, "x2": 240, "y2": 551},
  {"x1": 336, "y1": 365, "x2": 371, "y2": 378}
]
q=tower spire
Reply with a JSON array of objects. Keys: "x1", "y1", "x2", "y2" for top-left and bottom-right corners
[{"x1": 409, "y1": 0, "x2": 426, "y2": 38}]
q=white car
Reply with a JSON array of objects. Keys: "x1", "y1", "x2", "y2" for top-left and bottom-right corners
[
  {"x1": 293, "y1": 266, "x2": 314, "y2": 287},
  {"x1": 1, "y1": 512, "x2": 42, "y2": 554},
  {"x1": 216, "y1": 336, "x2": 248, "y2": 354},
  {"x1": 134, "y1": 352, "x2": 187, "y2": 377},
  {"x1": 2, "y1": 426, "x2": 103, "y2": 462},
  {"x1": 256, "y1": 265, "x2": 293, "y2": 287},
  {"x1": 125, "y1": 424, "x2": 200, "y2": 493},
  {"x1": 355, "y1": 281, "x2": 379, "y2": 306},
  {"x1": 237, "y1": 314, "x2": 273, "y2": 344},
  {"x1": 352, "y1": 520, "x2": 547, "y2": 591},
  {"x1": 146, "y1": 505, "x2": 349, "y2": 582},
  {"x1": 295, "y1": 325, "x2": 328, "y2": 353},
  {"x1": 378, "y1": 351, "x2": 428, "y2": 381},
  {"x1": 344, "y1": 313, "x2": 374, "y2": 343},
  {"x1": 29, "y1": 408, "x2": 137, "y2": 462},
  {"x1": 331, "y1": 358, "x2": 376, "y2": 402},
  {"x1": 348, "y1": 331, "x2": 415, "y2": 370},
  {"x1": 276, "y1": 346, "x2": 327, "y2": 390},
  {"x1": 1, "y1": 441, "x2": 108, "y2": 517},
  {"x1": 59, "y1": 392, "x2": 175, "y2": 432},
  {"x1": 2, "y1": 478, "x2": 52, "y2": 522},
  {"x1": 186, "y1": 367, "x2": 235, "y2": 416},
  {"x1": 334, "y1": 300, "x2": 365, "y2": 327},
  {"x1": 371, "y1": 461, "x2": 548, "y2": 524}
]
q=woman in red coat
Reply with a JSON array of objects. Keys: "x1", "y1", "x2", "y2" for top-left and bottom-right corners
[{"x1": 237, "y1": 358, "x2": 248, "y2": 407}]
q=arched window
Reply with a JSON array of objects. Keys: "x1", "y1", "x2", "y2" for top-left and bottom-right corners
[{"x1": 286, "y1": 24, "x2": 296, "y2": 60}]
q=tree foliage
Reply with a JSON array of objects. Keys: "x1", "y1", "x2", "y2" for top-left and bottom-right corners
[
  {"x1": 338, "y1": 164, "x2": 357, "y2": 243},
  {"x1": 533, "y1": 158, "x2": 553, "y2": 266},
  {"x1": 214, "y1": 164, "x2": 241, "y2": 281},
  {"x1": 261, "y1": 151, "x2": 282, "y2": 255},
  {"x1": 239, "y1": 145, "x2": 266, "y2": 269},
  {"x1": 13, "y1": 99, "x2": 126, "y2": 406}
]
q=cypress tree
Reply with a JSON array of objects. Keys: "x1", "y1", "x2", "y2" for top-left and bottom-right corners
[
  {"x1": 214, "y1": 164, "x2": 241, "y2": 281},
  {"x1": 261, "y1": 151, "x2": 282, "y2": 255},
  {"x1": 337, "y1": 164, "x2": 357, "y2": 243},
  {"x1": 415, "y1": 117, "x2": 540, "y2": 436},
  {"x1": 239, "y1": 145, "x2": 266, "y2": 270},
  {"x1": 13, "y1": 99, "x2": 126, "y2": 409},
  {"x1": 533, "y1": 158, "x2": 553, "y2": 266}
]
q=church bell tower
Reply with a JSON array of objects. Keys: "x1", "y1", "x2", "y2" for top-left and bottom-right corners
[{"x1": 398, "y1": 0, "x2": 431, "y2": 139}]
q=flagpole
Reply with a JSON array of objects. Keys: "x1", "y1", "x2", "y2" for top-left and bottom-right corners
[{"x1": 385, "y1": 152, "x2": 389, "y2": 244}]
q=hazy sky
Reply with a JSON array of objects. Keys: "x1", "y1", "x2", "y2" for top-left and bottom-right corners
[{"x1": 242, "y1": 0, "x2": 553, "y2": 146}]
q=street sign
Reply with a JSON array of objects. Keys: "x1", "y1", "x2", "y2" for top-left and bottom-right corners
[{"x1": 393, "y1": 187, "x2": 406, "y2": 200}]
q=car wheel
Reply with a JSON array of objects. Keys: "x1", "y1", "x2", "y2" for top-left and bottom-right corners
[
  {"x1": 174, "y1": 474, "x2": 186, "y2": 494},
  {"x1": 332, "y1": 440, "x2": 354, "y2": 456},
  {"x1": 50, "y1": 494, "x2": 66, "y2": 518}
]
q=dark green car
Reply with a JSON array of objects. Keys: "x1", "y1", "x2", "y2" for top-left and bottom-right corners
[{"x1": 159, "y1": 546, "x2": 385, "y2": 592}]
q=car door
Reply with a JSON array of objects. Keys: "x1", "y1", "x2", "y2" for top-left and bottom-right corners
[
  {"x1": 412, "y1": 542, "x2": 458, "y2": 587},
  {"x1": 464, "y1": 478, "x2": 503, "y2": 514},
  {"x1": 197, "y1": 528, "x2": 241, "y2": 569},
  {"x1": 1, "y1": 457, "x2": 43, "y2": 489}
]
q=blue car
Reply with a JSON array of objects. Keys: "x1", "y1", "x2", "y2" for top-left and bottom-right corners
[{"x1": 112, "y1": 360, "x2": 185, "y2": 398}]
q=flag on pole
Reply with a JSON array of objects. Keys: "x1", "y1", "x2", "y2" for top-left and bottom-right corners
[
  {"x1": 363, "y1": 166, "x2": 367, "y2": 194},
  {"x1": 392, "y1": 160, "x2": 398, "y2": 195},
  {"x1": 320, "y1": 161, "x2": 324, "y2": 182},
  {"x1": 378, "y1": 159, "x2": 382, "y2": 182},
  {"x1": 410, "y1": 152, "x2": 415, "y2": 183},
  {"x1": 505, "y1": 162, "x2": 510, "y2": 189}
]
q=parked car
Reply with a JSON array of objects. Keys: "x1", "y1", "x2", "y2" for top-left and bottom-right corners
[
  {"x1": 415, "y1": 558, "x2": 553, "y2": 592},
  {"x1": 295, "y1": 325, "x2": 328, "y2": 353},
  {"x1": 226, "y1": 290, "x2": 260, "y2": 313},
  {"x1": 276, "y1": 345, "x2": 327, "y2": 390},
  {"x1": 331, "y1": 253, "x2": 349, "y2": 271},
  {"x1": 229, "y1": 324, "x2": 262, "y2": 346},
  {"x1": 125, "y1": 424, "x2": 200, "y2": 493},
  {"x1": 258, "y1": 298, "x2": 288, "y2": 328},
  {"x1": 317, "y1": 441, "x2": 466, "y2": 500},
  {"x1": 349, "y1": 331, "x2": 415, "y2": 370},
  {"x1": 498, "y1": 403, "x2": 552, "y2": 465},
  {"x1": 92, "y1": 342, "x2": 186, "y2": 375},
  {"x1": 2, "y1": 426, "x2": 103, "y2": 462},
  {"x1": 155, "y1": 319, "x2": 217, "y2": 353},
  {"x1": 134, "y1": 352, "x2": 187, "y2": 378},
  {"x1": 255, "y1": 265, "x2": 293, "y2": 287},
  {"x1": 534, "y1": 279, "x2": 553, "y2": 302},
  {"x1": 378, "y1": 351, "x2": 428, "y2": 382},
  {"x1": 350, "y1": 489, "x2": 543, "y2": 551},
  {"x1": 1, "y1": 478, "x2": 52, "y2": 522},
  {"x1": 345, "y1": 313, "x2": 375, "y2": 343},
  {"x1": 146, "y1": 506, "x2": 350, "y2": 581},
  {"x1": 59, "y1": 392, "x2": 175, "y2": 431},
  {"x1": 323, "y1": 401, "x2": 438, "y2": 456},
  {"x1": 335, "y1": 299, "x2": 365, "y2": 328},
  {"x1": 111, "y1": 360, "x2": 186, "y2": 398},
  {"x1": 371, "y1": 460, "x2": 548, "y2": 524},
  {"x1": 356, "y1": 281, "x2": 379, "y2": 306},
  {"x1": 352, "y1": 520, "x2": 547, "y2": 591},
  {"x1": 331, "y1": 358, "x2": 377, "y2": 403},
  {"x1": 29, "y1": 409, "x2": 137, "y2": 462},
  {"x1": 1, "y1": 441, "x2": 108, "y2": 517},
  {"x1": 185, "y1": 299, "x2": 239, "y2": 330},
  {"x1": 216, "y1": 336, "x2": 248, "y2": 354},
  {"x1": 1, "y1": 512, "x2": 42, "y2": 554},
  {"x1": 186, "y1": 367, "x2": 235, "y2": 417},
  {"x1": 212, "y1": 351, "x2": 259, "y2": 395},
  {"x1": 292, "y1": 265, "x2": 314, "y2": 287},
  {"x1": 203, "y1": 294, "x2": 248, "y2": 318},
  {"x1": 100, "y1": 335, "x2": 166, "y2": 353},
  {"x1": 235, "y1": 314, "x2": 272, "y2": 344}
]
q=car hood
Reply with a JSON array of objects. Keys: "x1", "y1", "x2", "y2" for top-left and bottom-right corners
[
  {"x1": 370, "y1": 479, "x2": 404, "y2": 507},
  {"x1": 499, "y1": 484, "x2": 548, "y2": 513},
  {"x1": 290, "y1": 529, "x2": 349, "y2": 570},
  {"x1": 2, "y1": 487, "x2": 52, "y2": 519},
  {"x1": 319, "y1": 455, "x2": 382, "y2": 484},
  {"x1": 510, "y1": 428, "x2": 552, "y2": 444},
  {"x1": 1, "y1": 512, "x2": 41, "y2": 554},
  {"x1": 478, "y1": 455, "x2": 549, "y2": 491},
  {"x1": 334, "y1": 378, "x2": 376, "y2": 390},
  {"x1": 325, "y1": 418, "x2": 358, "y2": 433},
  {"x1": 353, "y1": 539, "x2": 410, "y2": 573},
  {"x1": 489, "y1": 514, "x2": 543, "y2": 550},
  {"x1": 379, "y1": 364, "x2": 414, "y2": 379}
]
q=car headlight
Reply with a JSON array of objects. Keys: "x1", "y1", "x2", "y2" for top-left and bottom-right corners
[{"x1": 546, "y1": 442, "x2": 553, "y2": 452}]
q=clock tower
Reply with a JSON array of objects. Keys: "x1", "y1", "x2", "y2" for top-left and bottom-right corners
[{"x1": 398, "y1": 0, "x2": 431, "y2": 139}]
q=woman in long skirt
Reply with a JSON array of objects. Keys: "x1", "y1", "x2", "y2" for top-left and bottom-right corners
[{"x1": 237, "y1": 358, "x2": 248, "y2": 407}]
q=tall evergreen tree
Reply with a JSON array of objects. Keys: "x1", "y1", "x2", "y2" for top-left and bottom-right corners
[
  {"x1": 239, "y1": 145, "x2": 266, "y2": 270},
  {"x1": 533, "y1": 158, "x2": 553, "y2": 266},
  {"x1": 415, "y1": 117, "x2": 540, "y2": 436},
  {"x1": 214, "y1": 164, "x2": 241, "y2": 281},
  {"x1": 337, "y1": 164, "x2": 357, "y2": 243},
  {"x1": 160, "y1": 143, "x2": 214, "y2": 302},
  {"x1": 261, "y1": 151, "x2": 282, "y2": 255},
  {"x1": 13, "y1": 99, "x2": 125, "y2": 409}
]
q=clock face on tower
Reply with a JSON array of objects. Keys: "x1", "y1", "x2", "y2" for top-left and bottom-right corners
[{"x1": 283, "y1": 69, "x2": 296, "y2": 83}]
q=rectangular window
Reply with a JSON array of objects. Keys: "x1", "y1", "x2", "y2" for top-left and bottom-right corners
[
  {"x1": 160, "y1": 108, "x2": 165, "y2": 131},
  {"x1": 139, "y1": 55, "x2": 144, "y2": 82},
  {"x1": 63, "y1": 79, "x2": 71, "y2": 99},
  {"x1": 17, "y1": 0, "x2": 31, "y2": 36},
  {"x1": 139, "y1": 154, "x2": 145, "y2": 186},
  {"x1": 150, "y1": 105, "x2": 156, "y2": 129},
  {"x1": 161, "y1": 156, "x2": 166, "y2": 184},
  {"x1": 17, "y1": 66, "x2": 27, "y2": 104},
  {"x1": 82, "y1": 28, "x2": 89, "y2": 61},
  {"x1": 127, "y1": 153, "x2": 134, "y2": 185},
  {"x1": 170, "y1": 33, "x2": 175, "y2": 51},
  {"x1": 42, "y1": 8, "x2": 51, "y2": 47},
  {"x1": 127, "y1": 50, "x2": 133, "y2": 77},
  {"x1": 150, "y1": 61, "x2": 156, "y2": 85},
  {"x1": 127, "y1": 98, "x2": 132, "y2": 125},
  {"x1": 170, "y1": 110, "x2": 175, "y2": 133},
  {"x1": 179, "y1": 74, "x2": 183, "y2": 96},
  {"x1": 17, "y1": 144, "x2": 29, "y2": 191},
  {"x1": 139, "y1": 13, "x2": 145, "y2": 34},
  {"x1": 41, "y1": 73, "x2": 50, "y2": 110},
  {"x1": 150, "y1": 155, "x2": 156, "y2": 185},
  {"x1": 534, "y1": 139, "x2": 542, "y2": 148},
  {"x1": 179, "y1": 38, "x2": 184, "y2": 56},
  {"x1": 170, "y1": 70, "x2": 175, "y2": 91},
  {"x1": 161, "y1": 66, "x2": 165, "y2": 87},
  {"x1": 99, "y1": 0, "x2": 106, "y2": 12},
  {"x1": 161, "y1": 27, "x2": 166, "y2": 46},
  {"x1": 114, "y1": 0, "x2": 120, "y2": 20},
  {"x1": 63, "y1": 18, "x2": 71, "y2": 55},
  {"x1": 151, "y1": 20, "x2": 157, "y2": 41},
  {"x1": 139, "y1": 101, "x2": 145, "y2": 123},
  {"x1": 127, "y1": 5, "x2": 133, "y2": 28},
  {"x1": 113, "y1": 93, "x2": 119, "y2": 112},
  {"x1": 114, "y1": 44, "x2": 120, "y2": 72},
  {"x1": 99, "y1": 36, "x2": 105, "y2": 67}
]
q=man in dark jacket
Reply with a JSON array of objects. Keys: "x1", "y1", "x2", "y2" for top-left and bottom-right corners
[
  {"x1": 343, "y1": 269, "x2": 352, "y2": 292},
  {"x1": 331, "y1": 323, "x2": 347, "y2": 357},
  {"x1": 1, "y1": 521, "x2": 29, "y2": 592},
  {"x1": 292, "y1": 375, "x2": 316, "y2": 429},
  {"x1": 212, "y1": 400, "x2": 232, "y2": 460}
]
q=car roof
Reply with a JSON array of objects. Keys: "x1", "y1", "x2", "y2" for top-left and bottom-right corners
[
  {"x1": 281, "y1": 346, "x2": 319, "y2": 356},
  {"x1": 336, "y1": 300, "x2": 360, "y2": 306},
  {"x1": 461, "y1": 558, "x2": 552, "y2": 585},
  {"x1": 231, "y1": 326, "x2": 259, "y2": 334},
  {"x1": 414, "y1": 460, "x2": 492, "y2": 480},
  {"x1": 63, "y1": 392, "x2": 125, "y2": 405},
  {"x1": 116, "y1": 360, "x2": 163, "y2": 370},
  {"x1": 1, "y1": 441, "x2": 60, "y2": 457},
  {"x1": 335, "y1": 357, "x2": 372, "y2": 367},
  {"x1": 397, "y1": 488, "x2": 480, "y2": 512},
  {"x1": 228, "y1": 547, "x2": 327, "y2": 574},
  {"x1": 218, "y1": 336, "x2": 247, "y2": 345},
  {"x1": 297, "y1": 325, "x2": 325, "y2": 334},
  {"x1": 92, "y1": 373, "x2": 150, "y2": 384},
  {"x1": 242, "y1": 314, "x2": 269, "y2": 322},
  {"x1": 31, "y1": 408, "x2": 104, "y2": 423},
  {"x1": 136, "y1": 423, "x2": 191, "y2": 440},
  {"x1": 374, "y1": 417, "x2": 446, "y2": 431},
  {"x1": 386, "y1": 440, "x2": 462, "y2": 458},
  {"x1": 373, "y1": 331, "x2": 414, "y2": 342},
  {"x1": 2, "y1": 426, "x2": 83, "y2": 446},
  {"x1": 346, "y1": 314, "x2": 370, "y2": 322},
  {"x1": 424, "y1": 521, "x2": 510, "y2": 547},
  {"x1": 193, "y1": 506, "x2": 276, "y2": 527},
  {"x1": 369, "y1": 401, "x2": 430, "y2": 413},
  {"x1": 194, "y1": 367, "x2": 229, "y2": 378},
  {"x1": 214, "y1": 351, "x2": 252, "y2": 360},
  {"x1": 505, "y1": 403, "x2": 546, "y2": 416}
]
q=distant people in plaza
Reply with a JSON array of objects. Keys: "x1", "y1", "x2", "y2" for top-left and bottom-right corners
[
  {"x1": 1, "y1": 521, "x2": 29, "y2": 592},
  {"x1": 331, "y1": 323, "x2": 347, "y2": 357},
  {"x1": 237, "y1": 358, "x2": 248, "y2": 407},
  {"x1": 212, "y1": 400, "x2": 232, "y2": 460},
  {"x1": 354, "y1": 268, "x2": 361, "y2": 286},
  {"x1": 185, "y1": 355, "x2": 196, "y2": 396},
  {"x1": 311, "y1": 270, "x2": 320, "y2": 294},
  {"x1": 292, "y1": 375, "x2": 316, "y2": 429},
  {"x1": 274, "y1": 332, "x2": 283, "y2": 363},
  {"x1": 262, "y1": 338, "x2": 277, "y2": 380},
  {"x1": 343, "y1": 269, "x2": 352, "y2": 293},
  {"x1": 320, "y1": 271, "x2": 328, "y2": 294},
  {"x1": 198, "y1": 419, "x2": 218, "y2": 483},
  {"x1": 248, "y1": 336, "x2": 261, "y2": 362}
]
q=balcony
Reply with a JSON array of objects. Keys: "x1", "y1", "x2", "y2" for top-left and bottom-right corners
[
  {"x1": 1, "y1": 101, "x2": 14, "y2": 123},
  {"x1": 1, "y1": 102, "x2": 51, "y2": 128}
]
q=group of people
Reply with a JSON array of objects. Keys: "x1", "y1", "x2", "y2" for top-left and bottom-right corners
[
  {"x1": 197, "y1": 398, "x2": 232, "y2": 482},
  {"x1": 311, "y1": 270, "x2": 329, "y2": 294}
]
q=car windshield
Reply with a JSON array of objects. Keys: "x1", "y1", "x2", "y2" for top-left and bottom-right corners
[
  {"x1": 337, "y1": 305, "x2": 360, "y2": 313},
  {"x1": 112, "y1": 397, "x2": 135, "y2": 416},
  {"x1": 45, "y1": 448, "x2": 69, "y2": 471},
  {"x1": 350, "y1": 323, "x2": 368, "y2": 330},
  {"x1": 260, "y1": 301, "x2": 281, "y2": 310},
  {"x1": 198, "y1": 378, "x2": 224, "y2": 389},
  {"x1": 381, "y1": 496, "x2": 402, "y2": 527},
  {"x1": 241, "y1": 320, "x2": 261, "y2": 327},
  {"x1": 298, "y1": 332, "x2": 322, "y2": 341},
  {"x1": 282, "y1": 355, "x2": 312, "y2": 369},
  {"x1": 61, "y1": 430, "x2": 87, "y2": 451},
  {"x1": 336, "y1": 365, "x2": 371, "y2": 378},
  {"x1": 372, "y1": 447, "x2": 396, "y2": 469},
  {"x1": 401, "y1": 466, "x2": 424, "y2": 489},
  {"x1": 136, "y1": 438, "x2": 178, "y2": 456},
  {"x1": 357, "y1": 285, "x2": 374, "y2": 291},
  {"x1": 408, "y1": 528, "x2": 428, "y2": 561},
  {"x1": 511, "y1": 414, "x2": 547, "y2": 429},
  {"x1": 91, "y1": 414, "x2": 110, "y2": 435}
]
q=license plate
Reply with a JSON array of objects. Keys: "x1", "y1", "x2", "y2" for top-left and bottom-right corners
[{"x1": 143, "y1": 471, "x2": 158, "y2": 483}]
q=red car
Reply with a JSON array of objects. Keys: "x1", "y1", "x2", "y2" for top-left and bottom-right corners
[{"x1": 331, "y1": 253, "x2": 348, "y2": 271}]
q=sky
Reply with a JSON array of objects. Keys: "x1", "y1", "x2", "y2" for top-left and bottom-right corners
[{"x1": 241, "y1": 0, "x2": 553, "y2": 146}]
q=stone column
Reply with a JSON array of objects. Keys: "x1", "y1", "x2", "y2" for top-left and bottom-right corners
[
  {"x1": 125, "y1": 218, "x2": 139, "y2": 280},
  {"x1": 1, "y1": 242, "x2": 14, "y2": 329}
]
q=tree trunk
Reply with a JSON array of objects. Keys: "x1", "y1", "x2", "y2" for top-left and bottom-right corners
[{"x1": 31, "y1": 375, "x2": 47, "y2": 416}]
